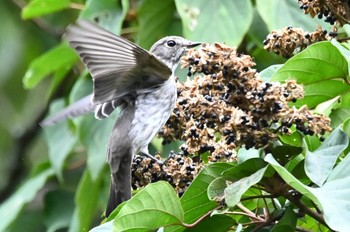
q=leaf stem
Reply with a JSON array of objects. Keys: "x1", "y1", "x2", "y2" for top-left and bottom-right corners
[
  {"x1": 236, "y1": 203, "x2": 264, "y2": 222},
  {"x1": 182, "y1": 206, "x2": 222, "y2": 228}
]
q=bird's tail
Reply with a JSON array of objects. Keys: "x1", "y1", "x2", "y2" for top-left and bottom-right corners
[
  {"x1": 40, "y1": 95, "x2": 95, "y2": 126},
  {"x1": 105, "y1": 149, "x2": 133, "y2": 217}
]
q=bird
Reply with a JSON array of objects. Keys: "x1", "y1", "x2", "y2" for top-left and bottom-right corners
[{"x1": 41, "y1": 19, "x2": 201, "y2": 216}]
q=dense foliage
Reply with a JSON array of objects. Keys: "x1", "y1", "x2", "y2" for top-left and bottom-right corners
[{"x1": 1, "y1": 0, "x2": 350, "y2": 231}]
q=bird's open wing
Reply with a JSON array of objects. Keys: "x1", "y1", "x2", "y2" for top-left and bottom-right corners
[{"x1": 65, "y1": 20, "x2": 171, "y2": 104}]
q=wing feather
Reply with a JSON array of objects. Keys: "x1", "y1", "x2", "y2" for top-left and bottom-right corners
[{"x1": 65, "y1": 20, "x2": 171, "y2": 104}]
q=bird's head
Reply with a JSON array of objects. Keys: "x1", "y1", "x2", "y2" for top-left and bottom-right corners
[{"x1": 150, "y1": 36, "x2": 201, "y2": 71}]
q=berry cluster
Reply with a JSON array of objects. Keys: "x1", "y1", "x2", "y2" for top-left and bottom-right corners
[
  {"x1": 263, "y1": 26, "x2": 333, "y2": 58},
  {"x1": 131, "y1": 153, "x2": 203, "y2": 194},
  {"x1": 159, "y1": 43, "x2": 332, "y2": 158},
  {"x1": 298, "y1": 0, "x2": 350, "y2": 26}
]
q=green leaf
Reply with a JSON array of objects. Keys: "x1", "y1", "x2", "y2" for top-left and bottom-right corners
[
  {"x1": 303, "y1": 135, "x2": 321, "y2": 152},
  {"x1": 265, "y1": 154, "x2": 350, "y2": 231},
  {"x1": 221, "y1": 167, "x2": 267, "y2": 208},
  {"x1": 0, "y1": 167, "x2": 54, "y2": 231},
  {"x1": 78, "y1": 115, "x2": 115, "y2": 180},
  {"x1": 69, "y1": 170, "x2": 103, "y2": 232},
  {"x1": 80, "y1": 0, "x2": 129, "y2": 34},
  {"x1": 237, "y1": 148, "x2": 261, "y2": 163},
  {"x1": 342, "y1": 117, "x2": 350, "y2": 138},
  {"x1": 182, "y1": 214, "x2": 234, "y2": 232},
  {"x1": 165, "y1": 163, "x2": 233, "y2": 232},
  {"x1": 272, "y1": 41, "x2": 349, "y2": 108},
  {"x1": 331, "y1": 108, "x2": 350, "y2": 128},
  {"x1": 23, "y1": 43, "x2": 78, "y2": 89},
  {"x1": 279, "y1": 131, "x2": 302, "y2": 147},
  {"x1": 265, "y1": 154, "x2": 320, "y2": 203},
  {"x1": 43, "y1": 100, "x2": 77, "y2": 181},
  {"x1": 259, "y1": 64, "x2": 283, "y2": 81},
  {"x1": 331, "y1": 39, "x2": 350, "y2": 76},
  {"x1": 114, "y1": 181, "x2": 184, "y2": 231},
  {"x1": 222, "y1": 158, "x2": 267, "y2": 179},
  {"x1": 47, "y1": 62, "x2": 73, "y2": 100},
  {"x1": 44, "y1": 190, "x2": 75, "y2": 232},
  {"x1": 305, "y1": 127, "x2": 348, "y2": 187},
  {"x1": 271, "y1": 145, "x2": 303, "y2": 165},
  {"x1": 22, "y1": 0, "x2": 70, "y2": 19},
  {"x1": 137, "y1": 0, "x2": 180, "y2": 49},
  {"x1": 270, "y1": 206, "x2": 297, "y2": 232},
  {"x1": 312, "y1": 152, "x2": 350, "y2": 231},
  {"x1": 272, "y1": 41, "x2": 348, "y2": 84},
  {"x1": 175, "y1": 0, "x2": 253, "y2": 46},
  {"x1": 314, "y1": 96, "x2": 340, "y2": 116},
  {"x1": 90, "y1": 221, "x2": 114, "y2": 232},
  {"x1": 256, "y1": 0, "x2": 329, "y2": 32},
  {"x1": 180, "y1": 163, "x2": 233, "y2": 222}
]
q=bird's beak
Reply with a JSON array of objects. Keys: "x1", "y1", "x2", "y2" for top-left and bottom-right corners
[{"x1": 186, "y1": 41, "x2": 201, "y2": 48}]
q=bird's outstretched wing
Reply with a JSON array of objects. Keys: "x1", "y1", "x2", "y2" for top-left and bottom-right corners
[{"x1": 65, "y1": 20, "x2": 171, "y2": 104}]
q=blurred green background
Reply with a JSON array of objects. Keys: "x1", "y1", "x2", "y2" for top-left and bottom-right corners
[{"x1": 0, "y1": 0, "x2": 330, "y2": 231}]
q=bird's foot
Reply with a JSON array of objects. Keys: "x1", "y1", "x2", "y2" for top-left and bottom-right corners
[{"x1": 140, "y1": 152, "x2": 164, "y2": 166}]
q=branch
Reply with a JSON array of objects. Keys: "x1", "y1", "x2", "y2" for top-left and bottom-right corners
[
  {"x1": 284, "y1": 193, "x2": 332, "y2": 231},
  {"x1": 240, "y1": 194, "x2": 275, "y2": 201},
  {"x1": 0, "y1": 107, "x2": 48, "y2": 202}
]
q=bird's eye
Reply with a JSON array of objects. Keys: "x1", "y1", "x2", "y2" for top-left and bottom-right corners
[{"x1": 167, "y1": 40, "x2": 176, "y2": 47}]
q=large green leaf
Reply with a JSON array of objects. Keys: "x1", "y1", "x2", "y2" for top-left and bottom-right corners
[
  {"x1": 175, "y1": 0, "x2": 253, "y2": 46},
  {"x1": 272, "y1": 41, "x2": 349, "y2": 108},
  {"x1": 166, "y1": 163, "x2": 233, "y2": 232},
  {"x1": 312, "y1": 151, "x2": 350, "y2": 231},
  {"x1": 137, "y1": 0, "x2": 180, "y2": 49},
  {"x1": 305, "y1": 127, "x2": 348, "y2": 187},
  {"x1": 265, "y1": 154, "x2": 350, "y2": 231},
  {"x1": 23, "y1": 43, "x2": 78, "y2": 89},
  {"x1": 180, "y1": 163, "x2": 233, "y2": 222},
  {"x1": 256, "y1": 0, "x2": 329, "y2": 32},
  {"x1": 43, "y1": 100, "x2": 77, "y2": 181},
  {"x1": 22, "y1": 0, "x2": 70, "y2": 19},
  {"x1": 80, "y1": 0, "x2": 129, "y2": 34},
  {"x1": 0, "y1": 166, "x2": 54, "y2": 231},
  {"x1": 182, "y1": 214, "x2": 234, "y2": 232},
  {"x1": 114, "y1": 181, "x2": 184, "y2": 231}
]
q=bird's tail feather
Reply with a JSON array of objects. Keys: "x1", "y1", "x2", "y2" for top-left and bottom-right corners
[
  {"x1": 106, "y1": 150, "x2": 132, "y2": 217},
  {"x1": 41, "y1": 95, "x2": 95, "y2": 126}
]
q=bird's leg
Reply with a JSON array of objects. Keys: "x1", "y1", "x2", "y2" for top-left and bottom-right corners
[{"x1": 139, "y1": 147, "x2": 164, "y2": 166}]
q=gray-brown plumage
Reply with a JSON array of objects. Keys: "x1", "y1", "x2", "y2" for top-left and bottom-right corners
[{"x1": 41, "y1": 20, "x2": 200, "y2": 216}]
